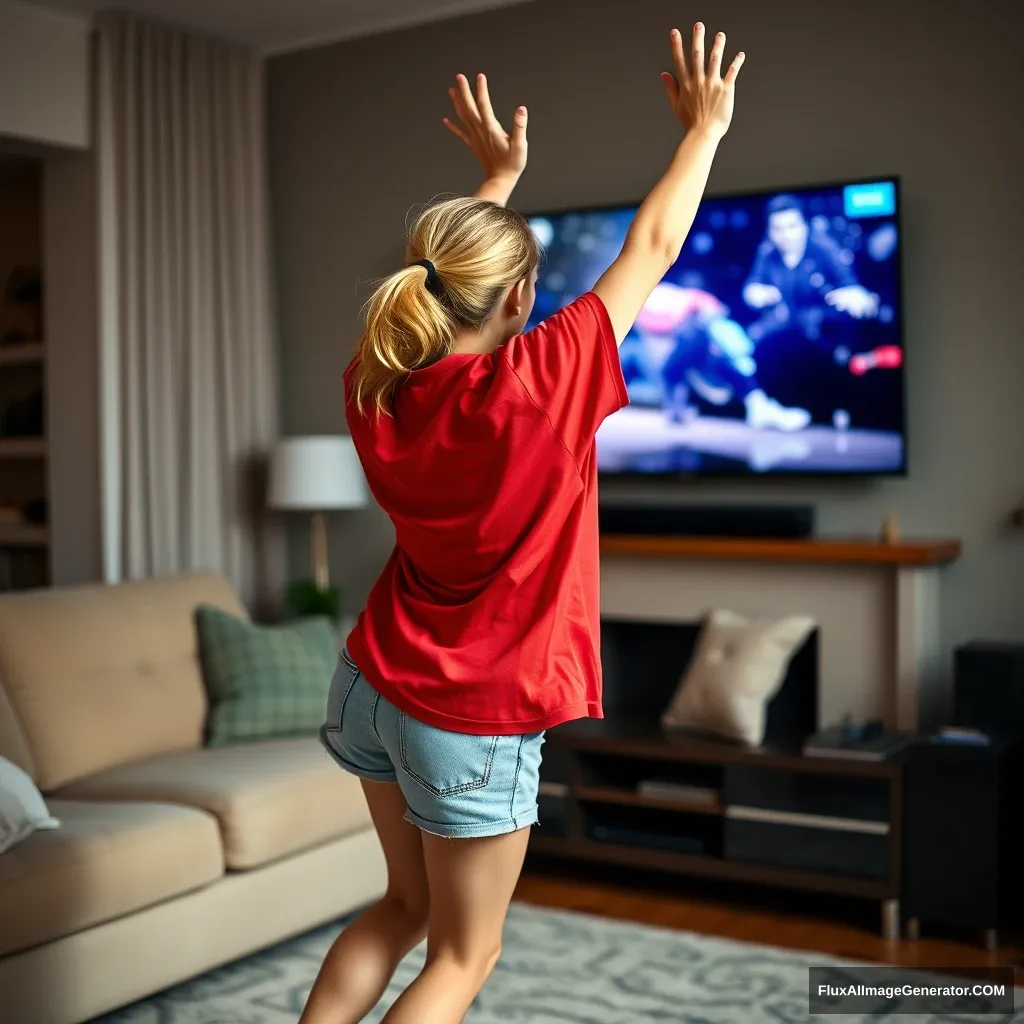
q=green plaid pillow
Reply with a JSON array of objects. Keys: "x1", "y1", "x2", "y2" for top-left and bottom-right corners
[{"x1": 196, "y1": 605, "x2": 339, "y2": 747}]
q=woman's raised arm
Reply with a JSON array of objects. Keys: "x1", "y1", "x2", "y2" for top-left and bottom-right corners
[{"x1": 594, "y1": 24, "x2": 745, "y2": 343}]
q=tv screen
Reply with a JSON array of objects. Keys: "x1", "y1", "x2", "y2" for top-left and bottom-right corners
[{"x1": 526, "y1": 178, "x2": 905, "y2": 475}]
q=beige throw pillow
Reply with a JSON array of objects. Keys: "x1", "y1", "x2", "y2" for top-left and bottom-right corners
[{"x1": 661, "y1": 609, "x2": 816, "y2": 745}]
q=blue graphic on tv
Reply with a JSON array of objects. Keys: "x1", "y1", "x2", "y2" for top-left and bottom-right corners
[
  {"x1": 526, "y1": 177, "x2": 904, "y2": 475},
  {"x1": 844, "y1": 181, "x2": 896, "y2": 219}
]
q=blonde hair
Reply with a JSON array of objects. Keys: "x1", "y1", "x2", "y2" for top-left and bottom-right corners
[{"x1": 350, "y1": 196, "x2": 542, "y2": 417}]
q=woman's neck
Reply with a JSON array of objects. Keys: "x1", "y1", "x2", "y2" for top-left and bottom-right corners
[{"x1": 450, "y1": 320, "x2": 510, "y2": 356}]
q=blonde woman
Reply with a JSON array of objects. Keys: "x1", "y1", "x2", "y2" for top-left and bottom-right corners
[{"x1": 302, "y1": 23, "x2": 744, "y2": 1024}]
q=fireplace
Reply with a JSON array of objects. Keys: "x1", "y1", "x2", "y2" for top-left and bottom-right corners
[{"x1": 600, "y1": 617, "x2": 819, "y2": 745}]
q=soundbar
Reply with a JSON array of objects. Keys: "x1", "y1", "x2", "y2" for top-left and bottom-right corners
[{"x1": 598, "y1": 503, "x2": 815, "y2": 540}]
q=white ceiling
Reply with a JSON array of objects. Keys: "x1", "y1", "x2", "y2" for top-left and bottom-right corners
[{"x1": 15, "y1": 0, "x2": 535, "y2": 55}]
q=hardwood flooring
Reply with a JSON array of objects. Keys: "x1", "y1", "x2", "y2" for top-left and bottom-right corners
[{"x1": 515, "y1": 865, "x2": 1024, "y2": 980}]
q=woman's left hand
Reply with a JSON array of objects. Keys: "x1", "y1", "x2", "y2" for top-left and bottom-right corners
[{"x1": 444, "y1": 74, "x2": 527, "y2": 188}]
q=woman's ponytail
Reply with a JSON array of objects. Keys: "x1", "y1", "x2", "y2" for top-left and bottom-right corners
[
  {"x1": 349, "y1": 264, "x2": 455, "y2": 417},
  {"x1": 349, "y1": 196, "x2": 542, "y2": 419}
]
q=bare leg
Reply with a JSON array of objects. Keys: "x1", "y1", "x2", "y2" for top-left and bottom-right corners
[
  {"x1": 299, "y1": 781, "x2": 428, "y2": 1024},
  {"x1": 382, "y1": 826, "x2": 531, "y2": 1024}
]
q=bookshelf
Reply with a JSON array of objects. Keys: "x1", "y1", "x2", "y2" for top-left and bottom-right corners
[{"x1": 0, "y1": 155, "x2": 48, "y2": 591}]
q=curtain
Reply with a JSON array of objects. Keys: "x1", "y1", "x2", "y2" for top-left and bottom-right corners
[{"x1": 95, "y1": 13, "x2": 284, "y2": 610}]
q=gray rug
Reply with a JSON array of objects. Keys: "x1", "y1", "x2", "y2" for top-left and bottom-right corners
[{"x1": 93, "y1": 903, "x2": 1022, "y2": 1023}]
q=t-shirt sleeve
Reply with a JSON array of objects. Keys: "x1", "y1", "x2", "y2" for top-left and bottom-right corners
[{"x1": 504, "y1": 291, "x2": 629, "y2": 464}]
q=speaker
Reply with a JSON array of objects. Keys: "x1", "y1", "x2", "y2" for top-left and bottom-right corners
[
  {"x1": 903, "y1": 736, "x2": 1024, "y2": 940},
  {"x1": 598, "y1": 503, "x2": 815, "y2": 540},
  {"x1": 953, "y1": 641, "x2": 1024, "y2": 740}
]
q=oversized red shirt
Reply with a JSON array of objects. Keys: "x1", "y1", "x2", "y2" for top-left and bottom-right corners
[{"x1": 344, "y1": 292, "x2": 628, "y2": 735}]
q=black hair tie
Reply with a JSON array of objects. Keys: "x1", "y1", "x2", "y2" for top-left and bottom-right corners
[{"x1": 411, "y1": 259, "x2": 440, "y2": 296}]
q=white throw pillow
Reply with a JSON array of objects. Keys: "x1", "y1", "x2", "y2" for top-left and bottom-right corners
[
  {"x1": 661, "y1": 609, "x2": 816, "y2": 746},
  {"x1": 0, "y1": 755, "x2": 60, "y2": 855}
]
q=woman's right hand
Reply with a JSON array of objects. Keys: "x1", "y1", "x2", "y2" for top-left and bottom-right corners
[{"x1": 661, "y1": 24, "x2": 744, "y2": 138}]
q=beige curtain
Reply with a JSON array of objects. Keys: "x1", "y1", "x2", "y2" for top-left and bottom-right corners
[{"x1": 95, "y1": 13, "x2": 284, "y2": 610}]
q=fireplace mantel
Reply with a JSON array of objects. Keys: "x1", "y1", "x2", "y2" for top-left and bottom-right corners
[
  {"x1": 600, "y1": 535, "x2": 962, "y2": 567},
  {"x1": 599, "y1": 534, "x2": 963, "y2": 733}
]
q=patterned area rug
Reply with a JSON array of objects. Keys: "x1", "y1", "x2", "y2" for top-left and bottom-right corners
[{"x1": 93, "y1": 903, "x2": 1021, "y2": 1023}]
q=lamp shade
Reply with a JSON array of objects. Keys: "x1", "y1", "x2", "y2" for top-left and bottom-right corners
[{"x1": 268, "y1": 436, "x2": 367, "y2": 511}]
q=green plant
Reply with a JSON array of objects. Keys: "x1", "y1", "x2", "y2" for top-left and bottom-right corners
[{"x1": 285, "y1": 579, "x2": 340, "y2": 622}]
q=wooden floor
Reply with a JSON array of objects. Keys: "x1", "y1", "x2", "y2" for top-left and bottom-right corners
[{"x1": 516, "y1": 866, "x2": 1024, "y2": 980}]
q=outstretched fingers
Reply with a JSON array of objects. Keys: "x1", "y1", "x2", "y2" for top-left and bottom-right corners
[
  {"x1": 451, "y1": 73, "x2": 481, "y2": 126},
  {"x1": 510, "y1": 105, "x2": 528, "y2": 148},
  {"x1": 442, "y1": 117, "x2": 470, "y2": 145},
  {"x1": 661, "y1": 22, "x2": 743, "y2": 134},
  {"x1": 669, "y1": 28, "x2": 690, "y2": 86},
  {"x1": 724, "y1": 50, "x2": 746, "y2": 87},
  {"x1": 660, "y1": 71, "x2": 680, "y2": 108},
  {"x1": 691, "y1": 22, "x2": 706, "y2": 82},
  {"x1": 475, "y1": 73, "x2": 499, "y2": 126},
  {"x1": 708, "y1": 31, "x2": 726, "y2": 80}
]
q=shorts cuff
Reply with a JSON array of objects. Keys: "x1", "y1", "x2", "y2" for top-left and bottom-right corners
[
  {"x1": 404, "y1": 806, "x2": 539, "y2": 839},
  {"x1": 319, "y1": 727, "x2": 398, "y2": 784}
]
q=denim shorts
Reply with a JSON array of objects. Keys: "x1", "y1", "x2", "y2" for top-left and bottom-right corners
[{"x1": 319, "y1": 651, "x2": 544, "y2": 839}]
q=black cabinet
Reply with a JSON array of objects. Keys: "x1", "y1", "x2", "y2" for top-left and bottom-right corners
[
  {"x1": 531, "y1": 719, "x2": 905, "y2": 938},
  {"x1": 724, "y1": 765, "x2": 894, "y2": 882}
]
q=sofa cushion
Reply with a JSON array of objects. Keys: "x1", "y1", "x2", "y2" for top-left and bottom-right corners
[
  {"x1": 196, "y1": 605, "x2": 338, "y2": 747},
  {"x1": 0, "y1": 572, "x2": 247, "y2": 792},
  {"x1": 0, "y1": 799, "x2": 223, "y2": 957},
  {"x1": 56, "y1": 737, "x2": 372, "y2": 869}
]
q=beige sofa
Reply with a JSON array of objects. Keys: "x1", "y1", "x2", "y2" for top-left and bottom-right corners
[{"x1": 0, "y1": 572, "x2": 387, "y2": 1024}]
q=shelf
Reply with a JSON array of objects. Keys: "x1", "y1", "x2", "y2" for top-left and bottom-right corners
[
  {"x1": 0, "y1": 523, "x2": 48, "y2": 548},
  {"x1": 574, "y1": 784, "x2": 722, "y2": 816},
  {"x1": 549, "y1": 720, "x2": 906, "y2": 778},
  {"x1": 0, "y1": 341, "x2": 44, "y2": 366},
  {"x1": 0, "y1": 437, "x2": 46, "y2": 458},
  {"x1": 599, "y1": 534, "x2": 962, "y2": 566},
  {"x1": 529, "y1": 834, "x2": 891, "y2": 899}
]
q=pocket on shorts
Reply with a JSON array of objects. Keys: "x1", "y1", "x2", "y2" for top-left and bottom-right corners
[
  {"x1": 398, "y1": 714, "x2": 499, "y2": 797},
  {"x1": 324, "y1": 651, "x2": 360, "y2": 735}
]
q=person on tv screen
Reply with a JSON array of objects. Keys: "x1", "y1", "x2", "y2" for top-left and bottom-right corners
[
  {"x1": 630, "y1": 282, "x2": 810, "y2": 431},
  {"x1": 742, "y1": 194, "x2": 879, "y2": 332}
]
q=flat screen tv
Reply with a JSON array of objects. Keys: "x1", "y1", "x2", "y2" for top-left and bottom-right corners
[{"x1": 526, "y1": 177, "x2": 905, "y2": 476}]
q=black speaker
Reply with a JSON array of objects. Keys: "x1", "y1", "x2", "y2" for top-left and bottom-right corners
[
  {"x1": 953, "y1": 641, "x2": 1024, "y2": 740},
  {"x1": 903, "y1": 736, "x2": 1024, "y2": 942},
  {"x1": 598, "y1": 503, "x2": 815, "y2": 539}
]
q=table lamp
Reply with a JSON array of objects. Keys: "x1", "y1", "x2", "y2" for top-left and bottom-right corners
[{"x1": 268, "y1": 436, "x2": 367, "y2": 609}]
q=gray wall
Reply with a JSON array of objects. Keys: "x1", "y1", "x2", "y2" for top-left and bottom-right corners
[
  {"x1": 267, "y1": 0, "x2": 1024, "y2": 649},
  {"x1": 0, "y1": 3, "x2": 90, "y2": 150},
  {"x1": 44, "y1": 149, "x2": 103, "y2": 586}
]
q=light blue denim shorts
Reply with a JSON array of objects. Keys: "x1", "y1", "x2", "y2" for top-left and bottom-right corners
[{"x1": 319, "y1": 651, "x2": 544, "y2": 839}]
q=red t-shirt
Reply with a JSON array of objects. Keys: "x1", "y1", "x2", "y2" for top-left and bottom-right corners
[{"x1": 344, "y1": 291, "x2": 628, "y2": 735}]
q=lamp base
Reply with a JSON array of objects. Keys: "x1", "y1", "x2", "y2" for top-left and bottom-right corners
[{"x1": 311, "y1": 511, "x2": 329, "y2": 589}]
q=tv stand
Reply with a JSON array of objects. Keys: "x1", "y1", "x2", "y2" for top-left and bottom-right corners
[{"x1": 533, "y1": 720, "x2": 907, "y2": 940}]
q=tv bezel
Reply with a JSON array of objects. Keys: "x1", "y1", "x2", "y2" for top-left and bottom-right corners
[{"x1": 526, "y1": 174, "x2": 907, "y2": 480}]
